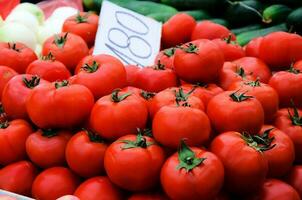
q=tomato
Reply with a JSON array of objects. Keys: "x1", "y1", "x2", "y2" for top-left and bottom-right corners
[
  {"x1": 90, "y1": 90, "x2": 148, "y2": 140},
  {"x1": 88, "y1": 46, "x2": 94, "y2": 55},
  {"x1": 56, "y1": 195, "x2": 79, "y2": 200},
  {"x1": 286, "y1": 166, "x2": 302, "y2": 198},
  {"x1": 26, "y1": 53, "x2": 71, "y2": 82},
  {"x1": 212, "y1": 36, "x2": 245, "y2": 61},
  {"x1": 162, "y1": 13, "x2": 196, "y2": 48},
  {"x1": 74, "y1": 176, "x2": 122, "y2": 200},
  {"x1": 63, "y1": 12, "x2": 99, "y2": 47},
  {"x1": 161, "y1": 140, "x2": 224, "y2": 200},
  {"x1": 42, "y1": 32, "x2": 89, "y2": 71},
  {"x1": 210, "y1": 131, "x2": 268, "y2": 195},
  {"x1": 26, "y1": 129, "x2": 72, "y2": 169},
  {"x1": 207, "y1": 91, "x2": 264, "y2": 134},
  {"x1": 128, "y1": 192, "x2": 169, "y2": 200},
  {"x1": 153, "y1": 103, "x2": 211, "y2": 149},
  {"x1": 174, "y1": 40, "x2": 224, "y2": 83},
  {"x1": 149, "y1": 87, "x2": 204, "y2": 119},
  {"x1": 228, "y1": 80, "x2": 279, "y2": 123},
  {"x1": 0, "y1": 119, "x2": 33, "y2": 165},
  {"x1": 0, "y1": 66, "x2": 17, "y2": 100},
  {"x1": 0, "y1": 42, "x2": 37, "y2": 73},
  {"x1": 135, "y1": 62, "x2": 178, "y2": 93},
  {"x1": 269, "y1": 65, "x2": 302, "y2": 108},
  {"x1": 191, "y1": 21, "x2": 235, "y2": 41},
  {"x1": 70, "y1": 54, "x2": 127, "y2": 99},
  {"x1": 32, "y1": 167, "x2": 80, "y2": 200},
  {"x1": 0, "y1": 161, "x2": 37, "y2": 196},
  {"x1": 104, "y1": 134, "x2": 165, "y2": 191},
  {"x1": 274, "y1": 107, "x2": 302, "y2": 163},
  {"x1": 66, "y1": 130, "x2": 107, "y2": 178},
  {"x1": 258, "y1": 32, "x2": 302, "y2": 69},
  {"x1": 154, "y1": 48, "x2": 176, "y2": 70},
  {"x1": 0, "y1": 103, "x2": 7, "y2": 123},
  {"x1": 245, "y1": 37, "x2": 263, "y2": 57},
  {"x1": 248, "y1": 179, "x2": 300, "y2": 200},
  {"x1": 125, "y1": 65, "x2": 140, "y2": 87}
]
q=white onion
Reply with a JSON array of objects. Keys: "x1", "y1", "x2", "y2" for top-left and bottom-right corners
[
  {"x1": 6, "y1": 11, "x2": 39, "y2": 35},
  {"x1": 12, "y1": 3, "x2": 45, "y2": 25}
]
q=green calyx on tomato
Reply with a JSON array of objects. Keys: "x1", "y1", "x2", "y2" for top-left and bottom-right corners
[
  {"x1": 81, "y1": 61, "x2": 99, "y2": 73},
  {"x1": 140, "y1": 90, "x2": 156, "y2": 100},
  {"x1": 41, "y1": 129, "x2": 58, "y2": 138},
  {"x1": 223, "y1": 34, "x2": 234, "y2": 44},
  {"x1": 242, "y1": 130, "x2": 276, "y2": 152},
  {"x1": 164, "y1": 47, "x2": 176, "y2": 57},
  {"x1": 22, "y1": 75, "x2": 40, "y2": 89},
  {"x1": 181, "y1": 43, "x2": 198, "y2": 54},
  {"x1": 111, "y1": 89, "x2": 132, "y2": 103},
  {"x1": 7, "y1": 42, "x2": 20, "y2": 52},
  {"x1": 244, "y1": 79, "x2": 261, "y2": 87},
  {"x1": 41, "y1": 52, "x2": 55, "y2": 61},
  {"x1": 75, "y1": 13, "x2": 88, "y2": 23},
  {"x1": 0, "y1": 121, "x2": 9, "y2": 129},
  {"x1": 236, "y1": 66, "x2": 246, "y2": 78},
  {"x1": 229, "y1": 91, "x2": 253, "y2": 102},
  {"x1": 154, "y1": 61, "x2": 166, "y2": 70},
  {"x1": 84, "y1": 129, "x2": 104, "y2": 143},
  {"x1": 54, "y1": 33, "x2": 68, "y2": 48},
  {"x1": 288, "y1": 101, "x2": 302, "y2": 126},
  {"x1": 177, "y1": 140, "x2": 206, "y2": 172},
  {"x1": 120, "y1": 133, "x2": 154, "y2": 149},
  {"x1": 287, "y1": 64, "x2": 300, "y2": 74},
  {"x1": 176, "y1": 100, "x2": 191, "y2": 107},
  {"x1": 136, "y1": 128, "x2": 153, "y2": 138},
  {"x1": 175, "y1": 88, "x2": 195, "y2": 102},
  {"x1": 55, "y1": 80, "x2": 69, "y2": 89}
]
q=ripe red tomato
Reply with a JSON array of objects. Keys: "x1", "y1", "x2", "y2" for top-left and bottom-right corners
[
  {"x1": 128, "y1": 192, "x2": 169, "y2": 200},
  {"x1": 74, "y1": 176, "x2": 123, "y2": 200},
  {"x1": 153, "y1": 104, "x2": 211, "y2": 149},
  {"x1": 27, "y1": 80, "x2": 94, "y2": 129},
  {"x1": 104, "y1": 134, "x2": 165, "y2": 191},
  {"x1": 0, "y1": 42, "x2": 37, "y2": 73},
  {"x1": 42, "y1": 32, "x2": 89, "y2": 71},
  {"x1": 125, "y1": 65, "x2": 140, "y2": 87},
  {"x1": 26, "y1": 129, "x2": 72, "y2": 169},
  {"x1": 0, "y1": 161, "x2": 37, "y2": 196},
  {"x1": 32, "y1": 167, "x2": 80, "y2": 200},
  {"x1": 2, "y1": 74, "x2": 47, "y2": 120},
  {"x1": 66, "y1": 130, "x2": 108, "y2": 178},
  {"x1": 161, "y1": 140, "x2": 224, "y2": 200},
  {"x1": 212, "y1": 36, "x2": 245, "y2": 61},
  {"x1": 0, "y1": 119, "x2": 33, "y2": 165},
  {"x1": 286, "y1": 166, "x2": 302, "y2": 197},
  {"x1": 0, "y1": 66, "x2": 17, "y2": 100},
  {"x1": 26, "y1": 53, "x2": 71, "y2": 82},
  {"x1": 274, "y1": 107, "x2": 302, "y2": 163},
  {"x1": 210, "y1": 131, "x2": 268, "y2": 195},
  {"x1": 63, "y1": 12, "x2": 99, "y2": 47},
  {"x1": 70, "y1": 54, "x2": 127, "y2": 99},
  {"x1": 154, "y1": 48, "x2": 175, "y2": 69},
  {"x1": 88, "y1": 46, "x2": 94, "y2": 55},
  {"x1": 248, "y1": 179, "x2": 300, "y2": 200},
  {"x1": 162, "y1": 13, "x2": 196, "y2": 48},
  {"x1": 174, "y1": 40, "x2": 224, "y2": 83},
  {"x1": 90, "y1": 90, "x2": 148, "y2": 140},
  {"x1": 191, "y1": 21, "x2": 235, "y2": 41},
  {"x1": 228, "y1": 80, "x2": 279, "y2": 123},
  {"x1": 245, "y1": 37, "x2": 263, "y2": 57},
  {"x1": 207, "y1": 91, "x2": 264, "y2": 134}
]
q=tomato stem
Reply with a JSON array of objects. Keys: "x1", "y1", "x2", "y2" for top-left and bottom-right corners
[
  {"x1": 111, "y1": 89, "x2": 131, "y2": 102},
  {"x1": 287, "y1": 63, "x2": 300, "y2": 74},
  {"x1": 140, "y1": 90, "x2": 155, "y2": 100},
  {"x1": 163, "y1": 47, "x2": 176, "y2": 57},
  {"x1": 41, "y1": 129, "x2": 58, "y2": 138},
  {"x1": 0, "y1": 121, "x2": 9, "y2": 129},
  {"x1": 54, "y1": 33, "x2": 68, "y2": 48},
  {"x1": 81, "y1": 61, "x2": 99, "y2": 73},
  {"x1": 236, "y1": 66, "x2": 246, "y2": 78},
  {"x1": 41, "y1": 52, "x2": 55, "y2": 61},
  {"x1": 288, "y1": 100, "x2": 302, "y2": 126},
  {"x1": 55, "y1": 80, "x2": 69, "y2": 89},
  {"x1": 120, "y1": 133, "x2": 153, "y2": 149},
  {"x1": 153, "y1": 60, "x2": 166, "y2": 70},
  {"x1": 22, "y1": 75, "x2": 40, "y2": 89},
  {"x1": 7, "y1": 42, "x2": 20, "y2": 52},
  {"x1": 229, "y1": 90, "x2": 253, "y2": 102},
  {"x1": 136, "y1": 128, "x2": 153, "y2": 137},
  {"x1": 223, "y1": 34, "x2": 233, "y2": 44},
  {"x1": 182, "y1": 43, "x2": 198, "y2": 54},
  {"x1": 244, "y1": 79, "x2": 261, "y2": 87},
  {"x1": 241, "y1": 130, "x2": 276, "y2": 152},
  {"x1": 84, "y1": 129, "x2": 104, "y2": 143},
  {"x1": 75, "y1": 12, "x2": 88, "y2": 23}
]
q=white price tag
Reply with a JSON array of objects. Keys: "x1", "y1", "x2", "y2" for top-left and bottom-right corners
[{"x1": 93, "y1": 0, "x2": 162, "y2": 67}]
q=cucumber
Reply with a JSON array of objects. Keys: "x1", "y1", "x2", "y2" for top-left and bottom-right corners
[
  {"x1": 262, "y1": 4, "x2": 292, "y2": 24},
  {"x1": 258, "y1": 0, "x2": 302, "y2": 7},
  {"x1": 181, "y1": 10, "x2": 210, "y2": 20},
  {"x1": 206, "y1": 18, "x2": 230, "y2": 28},
  {"x1": 236, "y1": 23, "x2": 287, "y2": 46},
  {"x1": 160, "y1": 0, "x2": 221, "y2": 10},
  {"x1": 286, "y1": 7, "x2": 302, "y2": 34},
  {"x1": 231, "y1": 24, "x2": 262, "y2": 35},
  {"x1": 147, "y1": 12, "x2": 175, "y2": 22}
]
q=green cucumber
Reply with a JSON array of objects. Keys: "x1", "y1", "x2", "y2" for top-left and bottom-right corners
[
  {"x1": 286, "y1": 7, "x2": 302, "y2": 34},
  {"x1": 181, "y1": 10, "x2": 210, "y2": 20},
  {"x1": 262, "y1": 4, "x2": 292, "y2": 24},
  {"x1": 160, "y1": 0, "x2": 221, "y2": 10},
  {"x1": 147, "y1": 12, "x2": 176, "y2": 22},
  {"x1": 231, "y1": 24, "x2": 263, "y2": 35},
  {"x1": 237, "y1": 23, "x2": 287, "y2": 46},
  {"x1": 122, "y1": 1, "x2": 178, "y2": 16}
]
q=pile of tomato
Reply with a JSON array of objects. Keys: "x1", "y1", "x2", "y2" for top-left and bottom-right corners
[{"x1": 0, "y1": 11, "x2": 302, "y2": 200}]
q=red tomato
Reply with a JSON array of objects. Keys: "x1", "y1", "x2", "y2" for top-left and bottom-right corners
[
  {"x1": 66, "y1": 130, "x2": 108, "y2": 178},
  {"x1": 90, "y1": 90, "x2": 148, "y2": 140},
  {"x1": 161, "y1": 140, "x2": 224, "y2": 200},
  {"x1": 63, "y1": 12, "x2": 99, "y2": 47},
  {"x1": 74, "y1": 176, "x2": 123, "y2": 200},
  {"x1": 210, "y1": 131, "x2": 268, "y2": 195},
  {"x1": 174, "y1": 40, "x2": 224, "y2": 83},
  {"x1": 154, "y1": 48, "x2": 175, "y2": 69},
  {"x1": 88, "y1": 46, "x2": 94, "y2": 55},
  {"x1": 26, "y1": 129, "x2": 72, "y2": 169},
  {"x1": 228, "y1": 80, "x2": 279, "y2": 123},
  {"x1": 153, "y1": 104, "x2": 211, "y2": 149},
  {"x1": 269, "y1": 65, "x2": 302, "y2": 108},
  {"x1": 162, "y1": 13, "x2": 196, "y2": 48},
  {"x1": 42, "y1": 32, "x2": 89, "y2": 71},
  {"x1": 191, "y1": 21, "x2": 235, "y2": 41},
  {"x1": 286, "y1": 166, "x2": 302, "y2": 197},
  {"x1": 70, "y1": 54, "x2": 127, "y2": 99},
  {"x1": 248, "y1": 179, "x2": 300, "y2": 200},
  {"x1": 0, "y1": 66, "x2": 17, "y2": 100},
  {"x1": 128, "y1": 192, "x2": 169, "y2": 200},
  {"x1": 0, "y1": 42, "x2": 37, "y2": 73},
  {"x1": 125, "y1": 65, "x2": 140, "y2": 86},
  {"x1": 0, "y1": 161, "x2": 37, "y2": 196},
  {"x1": 212, "y1": 36, "x2": 245, "y2": 61},
  {"x1": 0, "y1": 119, "x2": 33, "y2": 165},
  {"x1": 32, "y1": 167, "x2": 80, "y2": 200},
  {"x1": 274, "y1": 107, "x2": 302, "y2": 163},
  {"x1": 245, "y1": 37, "x2": 263, "y2": 57},
  {"x1": 26, "y1": 80, "x2": 94, "y2": 129},
  {"x1": 26, "y1": 53, "x2": 71, "y2": 82},
  {"x1": 207, "y1": 91, "x2": 264, "y2": 134},
  {"x1": 104, "y1": 134, "x2": 165, "y2": 191}
]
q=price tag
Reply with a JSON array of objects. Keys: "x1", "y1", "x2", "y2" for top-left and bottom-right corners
[{"x1": 93, "y1": 0, "x2": 162, "y2": 67}]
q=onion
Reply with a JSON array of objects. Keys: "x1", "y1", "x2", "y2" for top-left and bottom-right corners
[
  {"x1": 12, "y1": 3, "x2": 45, "y2": 25},
  {"x1": 6, "y1": 11, "x2": 39, "y2": 35}
]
